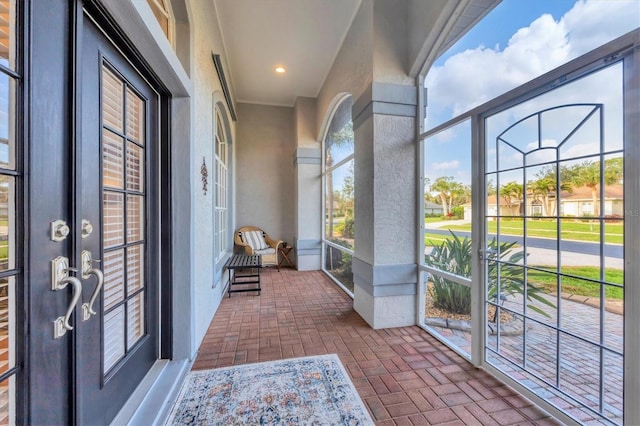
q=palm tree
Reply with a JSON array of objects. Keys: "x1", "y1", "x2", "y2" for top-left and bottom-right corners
[
  {"x1": 528, "y1": 166, "x2": 572, "y2": 216},
  {"x1": 500, "y1": 181, "x2": 524, "y2": 216},
  {"x1": 567, "y1": 158, "x2": 623, "y2": 216}
]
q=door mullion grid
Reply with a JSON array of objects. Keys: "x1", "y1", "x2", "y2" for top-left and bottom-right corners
[{"x1": 121, "y1": 77, "x2": 130, "y2": 354}]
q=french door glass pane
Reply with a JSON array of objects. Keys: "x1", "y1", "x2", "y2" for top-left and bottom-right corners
[
  {"x1": 0, "y1": 277, "x2": 14, "y2": 375},
  {"x1": 104, "y1": 306, "x2": 125, "y2": 372},
  {"x1": 0, "y1": 376, "x2": 14, "y2": 425},
  {"x1": 102, "y1": 67, "x2": 124, "y2": 131},
  {"x1": 126, "y1": 142, "x2": 144, "y2": 192},
  {"x1": 103, "y1": 192, "x2": 124, "y2": 248},
  {"x1": 0, "y1": 75, "x2": 15, "y2": 169},
  {"x1": 103, "y1": 130, "x2": 124, "y2": 189},
  {"x1": 103, "y1": 250, "x2": 125, "y2": 311},
  {"x1": 0, "y1": 176, "x2": 13, "y2": 271},
  {"x1": 0, "y1": 2, "x2": 16, "y2": 421},
  {"x1": 0, "y1": 0, "x2": 15, "y2": 69},
  {"x1": 126, "y1": 245, "x2": 144, "y2": 294},
  {"x1": 101, "y1": 62, "x2": 147, "y2": 374},
  {"x1": 126, "y1": 88, "x2": 144, "y2": 144},
  {"x1": 127, "y1": 292, "x2": 144, "y2": 349},
  {"x1": 126, "y1": 195, "x2": 144, "y2": 243}
]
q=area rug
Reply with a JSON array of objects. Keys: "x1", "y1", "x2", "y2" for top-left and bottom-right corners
[{"x1": 167, "y1": 354, "x2": 373, "y2": 425}]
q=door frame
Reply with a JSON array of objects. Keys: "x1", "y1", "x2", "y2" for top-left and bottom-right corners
[
  {"x1": 25, "y1": 0, "x2": 174, "y2": 423},
  {"x1": 78, "y1": 0, "x2": 174, "y2": 364}
]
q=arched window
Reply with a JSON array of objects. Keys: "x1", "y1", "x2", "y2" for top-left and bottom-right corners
[
  {"x1": 146, "y1": 0, "x2": 175, "y2": 48},
  {"x1": 321, "y1": 95, "x2": 354, "y2": 295},
  {"x1": 214, "y1": 106, "x2": 229, "y2": 262}
]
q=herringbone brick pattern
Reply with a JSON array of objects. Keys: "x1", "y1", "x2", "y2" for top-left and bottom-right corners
[{"x1": 194, "y1": 268, "x2": 561, "y2": 425}]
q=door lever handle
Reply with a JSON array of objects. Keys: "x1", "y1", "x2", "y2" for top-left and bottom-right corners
[
  {"x1": 51, "y1": 256, "x2": 83, "y2": 339},
  {"x1": 57, "y1": 276, "x2": 83, "y2": 331},
  {"x1": 81, "y1": 250, "x2": 104, "y2": 321}
]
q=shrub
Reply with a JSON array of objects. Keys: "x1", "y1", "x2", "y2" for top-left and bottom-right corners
[
  {"x1": 426, "y1": 233, "x2": 472, "y2": 314},
  {"x1": 451, "y1": 206, "x2": 464, "y2": 219},
  {"x1": 426, "y1": 231, "x2": 555, "y2": 318},
  {"x1": 342, "y1": 218, "x2": 354, "y2": 238}
]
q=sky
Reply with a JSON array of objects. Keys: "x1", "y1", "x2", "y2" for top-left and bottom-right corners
[{"x1": 424, "y1": 0, "x2": 639, "y2": 188}]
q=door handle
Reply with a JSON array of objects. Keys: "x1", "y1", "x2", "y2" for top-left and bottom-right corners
[
  {"x1": 81, "y1": 250, "x2": 104, "y2": 321},
  {"x1": 51, "y1": 256, "x2": 83, "y2": 339}
]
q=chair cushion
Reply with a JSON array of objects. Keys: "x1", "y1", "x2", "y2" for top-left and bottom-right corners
[
  {"x1": 254, "y1": 248, "x2": 276, "y2": 255},
  {"x1": 241, "y1": 230, "x2": 269, "y2": 250}
]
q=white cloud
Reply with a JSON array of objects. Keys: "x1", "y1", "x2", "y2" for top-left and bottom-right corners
[
  {"x1": 426, "y1": 0, "x2": 639, "y2": 122},
  {"x1": 432, "y1": 160, "x2": 460, "y2": 170}
]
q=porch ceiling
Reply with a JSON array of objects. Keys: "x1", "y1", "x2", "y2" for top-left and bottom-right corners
[{"x1": 213, "y1": 0, "x2": 362, "y2": 107}]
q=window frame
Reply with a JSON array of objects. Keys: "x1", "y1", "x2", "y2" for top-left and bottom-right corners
[
  {"x1": 213, "y1": 106, "x2": 229, "y2": 265},
  {"x1": 320, "y1": 94, "x2": 355, "y2": 296}
]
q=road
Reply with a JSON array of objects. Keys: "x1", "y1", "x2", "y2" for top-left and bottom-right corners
[{"x1": 424, "y1": 228, "x2": 623, "y2": 258}]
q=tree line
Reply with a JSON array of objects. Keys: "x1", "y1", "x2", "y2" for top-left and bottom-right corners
[{"x1": 426, "y1": 157, "x2": 623, "y2": 217}]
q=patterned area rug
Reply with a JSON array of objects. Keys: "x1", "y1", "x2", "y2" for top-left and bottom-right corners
[{"x1": 167, "y1": 354, "x2": 373, "y2": 425}]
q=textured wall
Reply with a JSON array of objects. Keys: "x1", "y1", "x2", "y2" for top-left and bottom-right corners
[
  {"x1": 354, "y1": 118, "x2": 375, "y2": 266},
  {"x1": 373, "y1": 115, "x2": 416, "y2": 264},
  {"x1": 316, "y1": 1, "x2": 374, "y2": 136},
  {"x1": 293, "y1": 97, "x2": 321, "y2": 269},
  {"x1": 189, "y1": 0, "x2": 237, "y2": 347},
  {"x1": 236, "y1": 103, "x2": 296, "y2": 245},
  {"x1": 294, "y1": 97, "x2": 318, "y2": 148},
  {"x1": 372, "y1": 0, "x2": 412, "y2": 85}
]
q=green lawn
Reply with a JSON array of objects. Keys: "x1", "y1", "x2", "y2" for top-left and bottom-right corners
[
  {"x1": 425, "y1": 216, "x2": 444, "y2": 223},
  {"x1": 424, "y1": 233, "x2": 624, "y2": 300},
  {"x1": 527, "y1": 266, "x2": 623, "y2": 299},
  {"x1": 443, "y1": 218, "x2": 623, "y2": 244}
]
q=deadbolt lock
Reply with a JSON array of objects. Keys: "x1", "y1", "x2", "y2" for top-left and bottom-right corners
[{"x1": 51, "y1": 220, "x2": 70, "y2": 242}]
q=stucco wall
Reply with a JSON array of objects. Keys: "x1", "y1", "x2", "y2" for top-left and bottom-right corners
[
  {"x1": 316, "y1": 0, "x2": 373, "y2": 135},
  {"x1": 236, "y1": 103, "x2": 296, "y2": 245},
  {"x1": 372, "y1": 0, "x2": 412, "y2": 85},
  {"x1": 372, "y1": 114, "x2": 415, "y2": 264},
  {"x1": 189, "y1": 0, "x2": 237, "y2": 348},
  {"x1": 293, "y1": 97, "x2": 322, "y2": 258},
  {"x1": 407, "y1": 0, "x2": 450, "y2": 75}
]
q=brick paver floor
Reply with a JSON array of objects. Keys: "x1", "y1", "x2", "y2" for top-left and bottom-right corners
[
  {"x1": 425, "y1": 291, "x2": 624, "y2": 424},
  {"x1": 193, "y1": 268, "x2": 561, "y2": 425}
]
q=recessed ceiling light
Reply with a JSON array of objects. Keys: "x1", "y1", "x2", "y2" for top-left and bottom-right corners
[{"x1": 274, "y1": 65, "x2": 286, "y2": 74}]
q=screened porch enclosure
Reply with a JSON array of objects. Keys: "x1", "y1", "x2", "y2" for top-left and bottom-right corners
[{"x1": 420, "y1": 31, "x2": 637, "y2": 425}]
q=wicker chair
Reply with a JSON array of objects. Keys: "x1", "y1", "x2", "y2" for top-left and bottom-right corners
[{"x1": 234, "y1": 226, "x2": 284, "y2": 268}]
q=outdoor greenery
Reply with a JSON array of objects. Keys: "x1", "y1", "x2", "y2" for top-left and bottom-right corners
[
  {"x1": 527, "y1": 266, "x2": 623, "y2": 299},
  {"x1": 325, "y1": 239, "x2": 354, "y2": 292},
  {"x1": 426, "y1": 176, "x2": 471, "y2": 217},
  {"x1": 325, "y1": 121, "x2": 354, "y2": 239},
  {"x1": 426, "y1": 231, "x2": 554, "y2": 317},
  {"x1": 425, "y1": 157, "x2": 623, "y2": 220},
  {"x1": 445, "y1": 218, "x2": 623, "y2": 244}
]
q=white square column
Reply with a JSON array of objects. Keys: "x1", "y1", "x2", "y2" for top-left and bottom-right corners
[{"x1": 352, "y1": 82, "x2": 418, "y2": 329}]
